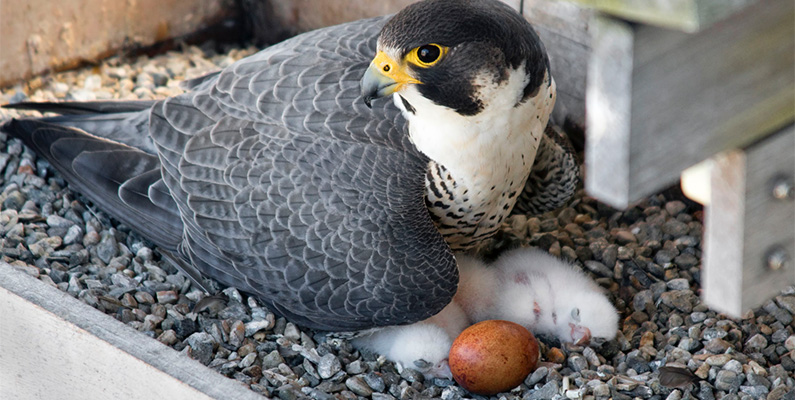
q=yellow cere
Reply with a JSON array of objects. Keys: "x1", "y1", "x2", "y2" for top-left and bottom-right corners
[{"x1": 371, "y1": 51, "x2": 422, "y2": 89}]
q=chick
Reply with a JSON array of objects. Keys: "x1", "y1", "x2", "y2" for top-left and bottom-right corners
[{"x1": 456, "y1": 248, "x2": 618, "y2": 345}]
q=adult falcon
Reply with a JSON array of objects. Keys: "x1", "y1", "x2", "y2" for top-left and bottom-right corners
[{"x1": 1, "y1": 0, "x2": 578, "y2": 332}]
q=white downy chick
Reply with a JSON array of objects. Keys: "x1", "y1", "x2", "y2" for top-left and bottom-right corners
[
  {"x1": 351, "y1": 301, "x2": 468, "y2": 379},
  {"x1": 456, "y1": 248, "x2": 618, "y2": 345},
  {"x1": 454, "y1": 253, "x2": 501, "y2": 323}
]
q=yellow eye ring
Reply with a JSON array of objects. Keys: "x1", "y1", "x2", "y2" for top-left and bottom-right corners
[{"x1": 405, "y1": 44, "x2": 448, "y2": 68}]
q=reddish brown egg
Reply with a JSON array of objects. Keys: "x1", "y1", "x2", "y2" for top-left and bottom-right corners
[{"x1": 449, "y1": 320, "x2": 539, "y2": 395}]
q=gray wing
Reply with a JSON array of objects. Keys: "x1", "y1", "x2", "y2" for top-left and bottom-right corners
[
  {"x1": 1, "y1": 118, "x2": 183, "y2": 249},
  {"x1": 147, "y1": 16, "x2": 458, "y2": 331},
  {"x1": 513, "y1": 124, "x2": 580, "y2": 215},
  {"x1": 2, "y1": 16, "x2": 458, "y2": 331}
]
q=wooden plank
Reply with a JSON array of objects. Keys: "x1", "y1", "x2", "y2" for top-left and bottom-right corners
[
  {"x1": 522, "y1": 0, "x2": 594, "y2": 126},
  {"x1": 568, "y1": 0, "x2": 758, "y2": 32},
  {"x1": 0, "y1": 262, "x2": 262, "y2": 400},
  {"x1": 0, "y1": 0, "x2": 236, "y2": 88},
  {"x1": 702, "y1": 125, "x2": 795, "y2": 317},
  {"x1": 585, "y1": 0, "x2": 795, "y2": 208},
  {"x1": 584, "y1": 16, "x2": 635, "y2": 204}
]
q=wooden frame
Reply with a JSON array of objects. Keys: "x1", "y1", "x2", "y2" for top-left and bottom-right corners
[
  {"x1": 569, "y1": 0, "x2": 758, "y2": 32},
  {"x1": 0, "y1": 262, "x2": 261, "y2": 399},
  {"x1": 584, "y1": 0, "x2": 794, "y2": 209},
  {"x1": 702, "y1": 125, "x2": 795, "y2": 316}
]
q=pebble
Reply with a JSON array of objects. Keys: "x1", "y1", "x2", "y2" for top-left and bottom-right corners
[
  {"x1": 660, "y1": 290, "x2": 696, "y2": 313},
  {"x1": 583, "y1": 347, "x2": 600, "y2": 367},
  {"x1": 156, "y1": 290, "x2": 178, "y2": 304},
  {"x1": 364, "y1": 372, "x2": 386, "y2": 393},
  {"x1": 666, "y1": 278, "x2": 690, "y2": 291},
  {"x1": 527, "y1": 381, "x2": 559, "y2": 400},
  {"x1": 186, "y1": 332, "x2": 215, "y2": 365},
  {"x1": 547, "y1": 347, "x2": 566, "y2": 364},
  {"x1": 695, "y1": 362, "x2": 710, "y2": 379},
  {"x1": 714, "y1": 370, "x2": 738, "y2": 391},
  {"x1": 584, "y1": 260, "x2": 613, "y2": 277},
  {"x1": 665, "y1": 201, "x2": 687, "y2": 216},
  {"x1": 593, "y1": 383, "x2": 610, "y2": 397},
  {"x1": 615, "y1": 230, "x2": 637, "y2": 245},
  {"x1": 525, "y1": 366, "x2": 548, "y2": 387},
  {"x1": 784, "y1": 335, "x2": 795, "y2": 352},
  {"x1": 228, "y1": 320, "x2": 246, "y2": 347},
  {"x1": 158, "y1": 329, "x2": 178, "y2": 345},
  {"x1": 262, "y1": 350, "x2": 285, "y2": 369},
  {"x1": 724, "y1": 359, "x2": 743, "y2": 374},
  {"x1": 707, "y1": 354, "x2": 732, "y2": 367},
  {"x1": 745, "y1": 333, "x2": 768, "y2": 352},
  {"x1": 317, "y1": 353, "x2": 342, "y2": 379},
  {"x1": 134, "y1": 291, "x2": 155, "y2": 304},
  {"x1": 345, "y1": 376, "x2": 373, "y2": 396},
  {"x1": 705, "y1": 338, "x2": 733, "y2": 354},
  {"x1": 245, "y1": 319, "x2": 273, "y2": 337},
  {"x1": 568, "y1": 354, "x2": 588, "y2": 372}
]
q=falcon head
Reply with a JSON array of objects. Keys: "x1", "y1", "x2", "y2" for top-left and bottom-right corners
[{"x1": 361, "y1": 0, "x2": 550, "y2": 117}]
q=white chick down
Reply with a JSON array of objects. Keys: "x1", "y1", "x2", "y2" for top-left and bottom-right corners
[
  {"x1": 351, "y1": 302, "x2": 468, "y2": 379},
  {"x1": 455, "y1": 248, "x2": 619, "y2": 345}
]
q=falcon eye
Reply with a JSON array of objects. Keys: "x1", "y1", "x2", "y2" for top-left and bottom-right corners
[
  {"x1": 418, "y1": 45, "x2": 440, "y2": 63},
  {"x1": 406, "y1": 43, "x2": 447, "y2": 67}
]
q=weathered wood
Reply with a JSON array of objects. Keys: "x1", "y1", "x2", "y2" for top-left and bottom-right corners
[
  {"x1": 0, "y1": 262, "x2": 261, "y2": 400},
  {"x1": 584, "y1": 15, "x2": 635, "y2": 203},
  {"x1": 585, "y1": 0, "x2": 794, "y2": 208},
  {"x1": 702, "y1": 125, "x2": 795, "y2": 317},
  {"x1": 0, "y1": 0, "x2": 236, "y2": 88},
  {"x1": 522, "y1": 0, "x2": 593, "y2": 126},
  {"x1": 569, "y1": 0, "x2": 758, "y2": 32}
]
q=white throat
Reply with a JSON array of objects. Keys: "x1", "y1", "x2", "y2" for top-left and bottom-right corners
[{"x1": 396, "y1": 66, "x2": 556, "y2": 207}]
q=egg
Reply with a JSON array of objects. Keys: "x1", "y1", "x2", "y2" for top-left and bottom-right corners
[{"x1": 448, "y1": 320, "x2": 539, "y2": 395}]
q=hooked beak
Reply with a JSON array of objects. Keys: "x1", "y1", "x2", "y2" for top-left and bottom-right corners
[
  {"x1": 570, "y1": 323, "x2": 592, "y2": 346},
  {"x1": 361, "y1": 51, "x2": 421, "y2": 108}
]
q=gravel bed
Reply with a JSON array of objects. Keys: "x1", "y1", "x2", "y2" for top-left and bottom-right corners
[{"x1": 1, "y1": 43, "x2": 794, "y2": 400}]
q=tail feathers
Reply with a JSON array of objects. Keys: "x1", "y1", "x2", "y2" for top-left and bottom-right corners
[
  {"x1": 2, "y1": 119, "x2": 183, "y2": 250},
  {"x1": 3, "y1": 100, "x2": 155, "y2": 115},
  {"x1": 3, "y1": 101, "x2": 157, "y2": 154}
]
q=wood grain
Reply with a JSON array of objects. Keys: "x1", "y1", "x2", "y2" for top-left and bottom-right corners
[
  {"x1": 703, "y1": 125, "x2": 795, "y2": 316},
  {"x1": 0, "y1": 0, "x2": 235, "y2": 87},
  {"x1": 569, "y1": 0, "x2": 758, "y2": 32},
  {"x1": 585, "y1": 0, "x2": 794, "y2": 208}
]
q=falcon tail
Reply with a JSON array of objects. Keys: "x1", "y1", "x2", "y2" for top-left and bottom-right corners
[
  {"x1": 0, "y1": 104, "x2": 183, "y2": 250},
  {"x1": 4, "y1": 101, "x2": 158, "y2": 153}
]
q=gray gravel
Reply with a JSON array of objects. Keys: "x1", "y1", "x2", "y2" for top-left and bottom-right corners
[{"x1": 2, "y1": 43, "x2": 794, "y2": 400}]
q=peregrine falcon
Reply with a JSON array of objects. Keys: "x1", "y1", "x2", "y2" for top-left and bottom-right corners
[{"x1": 1, "y1": 0, "x2": 578, "y2": 331}]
